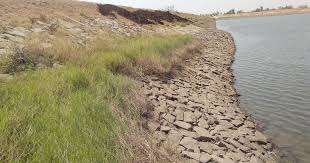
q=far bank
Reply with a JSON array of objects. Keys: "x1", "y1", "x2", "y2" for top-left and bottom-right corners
[{"x1": 217, "y1": 7, "x2": 310, "y2": 20}]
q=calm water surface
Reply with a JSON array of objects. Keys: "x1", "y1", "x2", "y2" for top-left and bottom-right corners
[{"x1": 217, "y1": 14, "x2": 310, "y2": 163}]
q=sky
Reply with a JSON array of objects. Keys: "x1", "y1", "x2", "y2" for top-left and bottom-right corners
[{"x1": 81, "y1": 0, "x2": 310, "y2": 14}]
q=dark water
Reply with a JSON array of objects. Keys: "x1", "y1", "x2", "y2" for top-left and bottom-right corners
[{"x1": 217, "y1": 14, "x2": 310, "y2": 163}]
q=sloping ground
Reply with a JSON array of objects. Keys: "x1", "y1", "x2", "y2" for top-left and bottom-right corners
[
  {"x1": 0, "y1": 0, "x2": 200, "y2": 74},
  {"x1": 98, "y1": 4, "x2": 192, "y2": 25},
  {"x1": 0, "y1": 0, "x2": 100, "y2": 28},
  {"x1": 0, "y1": 0, "x2": 279, "y2": 163},
  {"x1": 141, "y1": 29, "x2": 278, "y2": 163},
  {"x1": 0, "y1": 35, "x2": 191, "y2": 162}
]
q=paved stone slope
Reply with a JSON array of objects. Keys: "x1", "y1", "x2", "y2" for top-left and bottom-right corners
[
  {"x1": 0, "y1": 1, "x2": 278, "y2": 161},
  {"x1": 141, "y1": 29, "x2": 278, "y2": 163},
  {"x1": 0, "y1": 16, "x2": 145, "y2": 56}
]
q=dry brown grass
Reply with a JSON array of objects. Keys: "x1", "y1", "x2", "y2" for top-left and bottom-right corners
[
  {"x1": 134, "y1": 40, "x2": 203, "y2": 78},
  {"x1": 0, "y1": 1, "x2": 207, "y2": 161},
  {"x1": 0, "y1": 55, "x2": 16, "y2": 74},
  {"x1": 176, "y1": 13, "x2": 215, "y2": 29},
  {"x1": 0, "y1": 0, "x2": 101, "y2": 27},
  {"x1": 0, "y1": 25, "x2": 5, "y2": 33},
  {"x1": 160, "y1": 39, "x2": 203, "y2": 79},
  {"x1": 170, "y1": 40, "x2": 202, "y2": 66},
  {"x1": 136, "y1": 56, "x2": 166, "y2": 76},
  {"x1": 118, "y1": 40, "x2": 203, "y2": 163},
  {"x1": 0, "y1": 29, "x2": 120, "y2": 74},
  {"x1": 115, "y1": 91, "x2": 177, "y2": 163},
  {"x1": 0, "y1": 35, "x2": 191, "y2": 162},
  {"x1": 29, "y1": 14, "x2": 49, "y2": 24}
]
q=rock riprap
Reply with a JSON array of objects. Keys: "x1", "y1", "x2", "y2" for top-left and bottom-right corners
[{"x1": 141, "y1": 29, "x2": 277, "y2": 163}]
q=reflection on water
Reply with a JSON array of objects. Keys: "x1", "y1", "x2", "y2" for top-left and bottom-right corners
[{"x1": 217, "y1": 14, "x2": 310, "y2": 163}]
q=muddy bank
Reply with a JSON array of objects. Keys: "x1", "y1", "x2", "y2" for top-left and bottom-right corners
[{"x1": 141, "y1": 23, "x2": 279, "y2": 162}]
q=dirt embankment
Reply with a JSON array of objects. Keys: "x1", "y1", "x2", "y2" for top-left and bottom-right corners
[
  {"x1": 98, "y1": 4, "x2": 192, "y2": 25},
  {"x1": 218, "y1": 8, "x2": 310, "y2": 20},
  {"x1": 0, "y1": 0, "x2": 201, "y2": 75},
  {"x1": 0, "y1": 1, "x2": 279, "y2": 162}
]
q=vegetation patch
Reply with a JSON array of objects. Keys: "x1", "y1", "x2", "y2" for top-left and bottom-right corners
[{"x1": 0, "y1": 35, "x2": 191, "y2": 162}]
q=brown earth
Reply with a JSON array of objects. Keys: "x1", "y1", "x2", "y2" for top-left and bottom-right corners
[{"x1": 98, "y1": 4, "x2": 192, "y2": 25}]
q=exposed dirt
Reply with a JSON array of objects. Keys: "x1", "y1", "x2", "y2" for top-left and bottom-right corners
[{"x1": 98, "y1": 4, "x2": 192, "y2": 25}]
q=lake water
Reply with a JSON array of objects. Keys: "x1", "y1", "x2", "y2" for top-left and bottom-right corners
[{"x1": 217, "y1": 14, "x2": 310, "y2": 163}]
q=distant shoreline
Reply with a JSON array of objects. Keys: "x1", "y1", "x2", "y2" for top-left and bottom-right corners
[{"x1": 216, "y1": 8, "x2": 310, "y2": 20}]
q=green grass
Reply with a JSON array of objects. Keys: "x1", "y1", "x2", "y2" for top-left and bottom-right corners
[{"x1": 0, "y1": 35, "x2": 191, "y2": 162}]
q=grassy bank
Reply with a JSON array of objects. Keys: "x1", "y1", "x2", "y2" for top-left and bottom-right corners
[{"x1": 0, "y1": 35, "x2": 191, "y2": 162}]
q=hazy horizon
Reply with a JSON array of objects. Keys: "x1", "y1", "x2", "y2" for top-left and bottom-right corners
[{"x1": 80, "y1": 0, "x2": 310, "y2": 14}]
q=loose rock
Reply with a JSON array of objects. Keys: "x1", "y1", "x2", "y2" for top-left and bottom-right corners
[
  {"x1": 180, "y1": 137, "x2": 200, "y2": 152},
  {"x1": 184, "y1": 111, "x2": 196, "y2": 123},
  {"x1": 174, "y1": 121, "x2": 192, "y2": 130}
]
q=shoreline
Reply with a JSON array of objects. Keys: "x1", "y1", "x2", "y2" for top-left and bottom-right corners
[
  {"x1": 215, "y1": 18, "x2": 302, "y2": 162},
  {"x1": 142, "y1": 19, "x2": 279, "y2": 162},
  {"x1": 217, "y1": 24, "x2": 282, "y2": 162},
  {"x1": 217, "y1": 8, "x2": 310, "y2": 20},
  {"x1": 221, "y1": 27, "x2": 282, "y2": 161},
  {"x1": 0, "y1": 0, "x2": 280, "y2": 161}
]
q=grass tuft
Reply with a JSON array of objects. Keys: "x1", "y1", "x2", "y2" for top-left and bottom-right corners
[{"x1": 0, "y1": 35, "x2": 191, "y2": 162}]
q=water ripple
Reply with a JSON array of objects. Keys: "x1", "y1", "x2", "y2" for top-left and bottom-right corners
[{"x1": 218, "y1": 13, "x2": 310, "y2": 163}]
